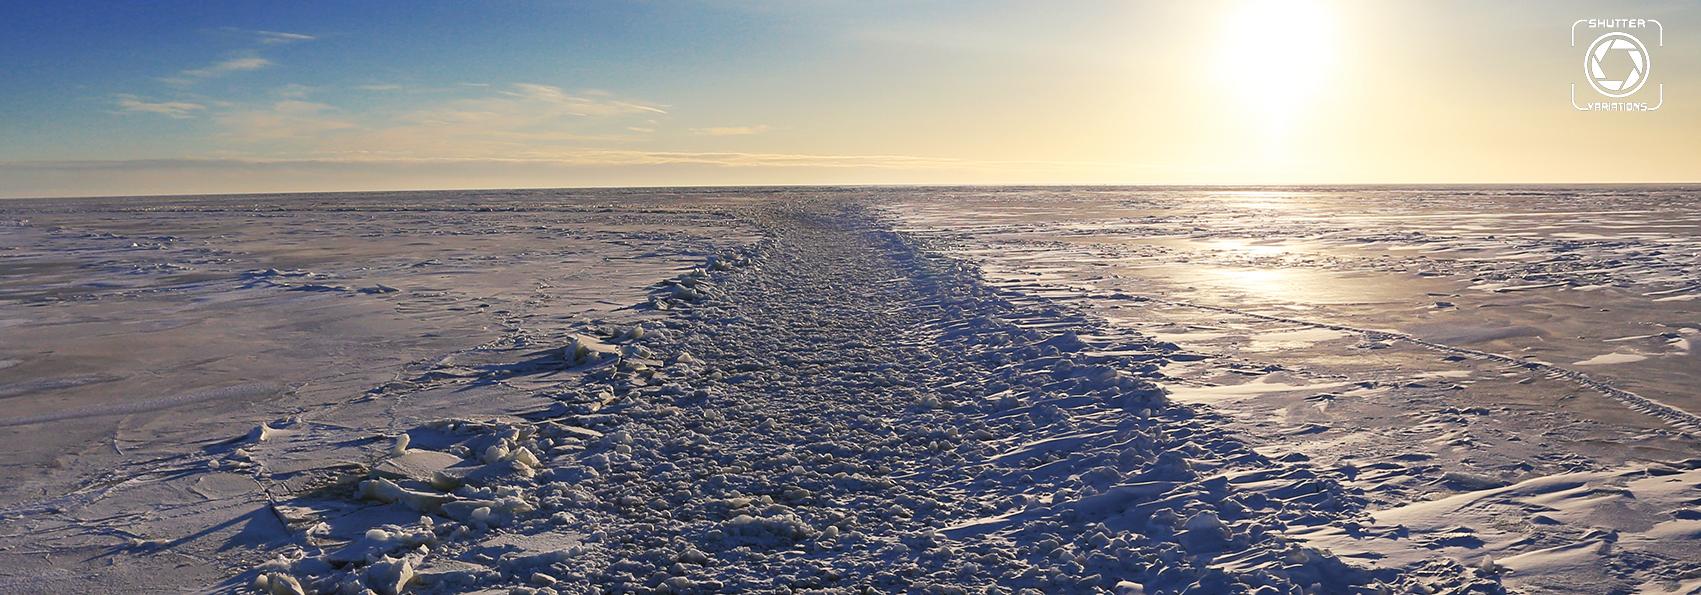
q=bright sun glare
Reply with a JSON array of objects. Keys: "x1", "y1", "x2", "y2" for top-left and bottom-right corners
[{"x1": 1215, "y1": 0, "x2": 1337, "y2": 152}]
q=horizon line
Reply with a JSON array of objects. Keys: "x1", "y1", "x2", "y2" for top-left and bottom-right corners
[{"x1": 6, "y1": 182, "x2": 1701, "y2": 202}]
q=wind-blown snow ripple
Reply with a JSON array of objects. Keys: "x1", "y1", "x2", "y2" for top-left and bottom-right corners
[{"x1": 0, "y1": 381, "x2": 283, "y2": 428}]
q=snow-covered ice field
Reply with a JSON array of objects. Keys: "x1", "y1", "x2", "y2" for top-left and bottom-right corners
[{"x1": 0, "y1": 187, "x2": 1698, "y2": 595}]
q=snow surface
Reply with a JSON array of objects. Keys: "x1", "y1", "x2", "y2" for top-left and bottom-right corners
[
  {"x1": 1, "y1": 187, "x2": 1699, "y2": 595},
  {"x1": 882, "y1": 186, "x2": 1701, "y2": 594},
  {"x1": 218, "y1": 198, "x2": 1470, "y2": 595}
]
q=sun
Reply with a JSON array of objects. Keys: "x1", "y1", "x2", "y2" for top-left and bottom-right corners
[{"x1": 1214, "y1": 0, "x2": 1338, "y2": 150}]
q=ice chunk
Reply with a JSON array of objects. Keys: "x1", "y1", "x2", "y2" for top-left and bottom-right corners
[
  {"x1": 359, "y1": 478, "x2": 455, "y2": 513},
  {"x1": 511, "y1": 447, "x2": 541, "y2": 469},
  {"x1": 1183, "y1": 510, "x2": 1228, "y2": 533},
  {"x1": 548, "y1": 424, "x2": 604, "y2": 441},
  {"x1": 372, "y1": 450, "x2": 463, "y2": 483},
  {"x1": 364, "y1": 557, "x2": 414, "y2": 595},
  {"x1": 481, "y1": 444, "x2": 509, "y2": 465},
  {"x1": 413, "y1": 560, "x2": 488, "y2": 587},
  {"x1": 326, "y1": 527, "x2": 437, "y2": 565},
  {"x1": 433, "y1": 460, "x2": 536, "y2": 489},
  {"x1": 246, "y1": 423, "x2": 288, "y2": 443},
  {"x1": 1179, "y1": 510, "x2": 1232, "y2": 552},
  {"x1": 564, "y1": 334, "x2": 618, "y2": 366},
  {"x1": 1478, "y1": 555, "x2": 1499, "y2": 574},
  {"x1": 264, "y1": 572, "x2": 306, "y2": 595},
  {"x1": 670, "y1": 351, "x2": 700, "y2": 366},
  {"x1": 1038, "y1": 331, "x2": 1091, "y2": 353},
  {"x1": 677, "y1": 548, "x2": 710, "y2": 565},
  {"x1": 439, "y1": 499, "x2": 497, "y2": 522},
  {"x1": 725, "y1": 512, "x2": 817, "y2": 540}
]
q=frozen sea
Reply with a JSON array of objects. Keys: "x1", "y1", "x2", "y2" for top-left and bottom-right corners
[
  {"x1": 0, "y1": 187, "x2": 1697, "y2": 595},
  {"x1": 886, "y1": 186, "x2": 1701, "y2": 424}
]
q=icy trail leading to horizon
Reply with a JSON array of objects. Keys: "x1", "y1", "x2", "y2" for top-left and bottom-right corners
[
  {"x1": 6, "y1": 189, "x2": 1697, "y2": 595},
  {"x1": 236, "y1": 200, "x2": 1495, "y2": 595}
]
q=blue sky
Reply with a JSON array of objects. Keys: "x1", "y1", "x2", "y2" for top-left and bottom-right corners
[{"x1": 1, "y1": 1, "x2": 1697, "y2": 197}]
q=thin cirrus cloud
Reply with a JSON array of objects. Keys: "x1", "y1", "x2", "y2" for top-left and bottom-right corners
[
  {"x1": 389, "y1": 84, "x2": 663, "y2": 130},
  {"x1": 185, "y1": 83, "x2": 666, "y2": 155},
  {"x1": 214, "y1": 100, "x2": 355, "y2": 141},
  {"x1": 333, "y1": 84, "x2": 665, "y2": 156},
  {"x1": 115, "y1": 95, "x2": 207, "y2": 118},
  {"x1": 0, "y1": 152, "x2": 1231, "y2": 175},
  {"x1": 214, "y1": 27, "x2": 316, "y2": 45},
  {"x1": 498, "y1": 83, "x2": 666, "y2": 116},
  {"x1": 0, "y1": 151, "x2": 1249, "y2": 198},
  {"x1": 253, "y1": 30, "x2": 315, "y2": 44},
  {"x1": 158, "y1": 29, "x2": 310, "y2": 83},
  {"x1": 180, "y1": 57, "x2": 274, "y2": 79},
  {"x1": 692, "y1": 125, "x2": 772, "y2": 136}
]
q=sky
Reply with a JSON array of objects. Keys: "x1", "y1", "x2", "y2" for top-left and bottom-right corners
[{"x1": 0, "y1": 0, "x2": 1697, "y2": 197}]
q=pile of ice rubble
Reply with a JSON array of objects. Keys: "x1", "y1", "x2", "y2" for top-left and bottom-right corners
[{"x1": 241, "y1": 205, "x2": 1495, "y2": 595}]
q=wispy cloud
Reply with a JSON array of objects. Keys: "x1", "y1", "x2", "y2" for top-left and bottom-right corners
[
  {"x1": 499, "y1": 83, "x2": 667, "y2": 116},
  {"x1": 215, "y1": 27, "x2": 315, "y2": 45},
  {"x1": 254, "y1": 30, "x2": 315, "y2": 44},
  {"x1": 275, "y1": 83, "x2": 316, "y2": 98},
  {"x1": 215, "y1": 101, "x2": 354, "y2": 140},
  {"x1": 291, "y1": 83, "x2": 671, "y2": 154},
  {"x1": 155, "y1": 29, "x2": 306, "y2": 84},
  {"x1": 173, "y1": 57, "x2": 273, "y2": 81},
  {"x1": 114, "y1": 95, "x2": 207, "y2": 118},
  {"x1": 692, "y1": 125, "x2": 772, "y2": 136},
  {"x1": 529, "y1": 148, "x2": 980, "y2": 169},
  {"x1": 0, "y1": 151, "x2": 1225, "y2": 173},
  {"x1": 165, "y1": 83, "x2": 669, "y2": 155},
  {"x1": 0, "y1": 153, "x2": 1260, "y2": 197}
]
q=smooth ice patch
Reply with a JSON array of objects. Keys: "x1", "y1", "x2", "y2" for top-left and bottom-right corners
[
  {"x1": 0, "y1": 381, "x2": 282, "y2": 428},
  {"x1": 1253, "y1": 328, "x2": 1350, "y2": 344},
  {"x1": 1162, "y1": 376, "x2": 1352, "y2": 404},
  {"x1": 1571, "y1": 352, "x2": 1648, "y2": 366}
]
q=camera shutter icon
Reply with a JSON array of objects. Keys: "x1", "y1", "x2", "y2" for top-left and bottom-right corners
[{"x1": 1584, "y1": 32, "x2": 1650, "y2": 98}]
